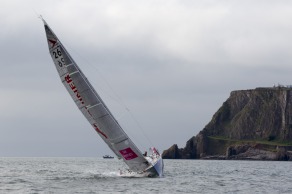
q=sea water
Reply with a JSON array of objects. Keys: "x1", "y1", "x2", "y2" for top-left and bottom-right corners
[{"x1": 1, "y1": 157, "x2": 292, "y2": 193}]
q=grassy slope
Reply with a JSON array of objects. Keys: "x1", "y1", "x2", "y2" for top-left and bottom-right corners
[
  {"x1": 206, "y1": 136, "x2": 292, "y2": 155},
  {"x1": 209, "y1": 136, "x2": 292, "y2": 146}
]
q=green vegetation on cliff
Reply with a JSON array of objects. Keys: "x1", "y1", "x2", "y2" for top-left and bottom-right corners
[{"x1": 208, "y1": 136, "x2": 292, "y2": 146}]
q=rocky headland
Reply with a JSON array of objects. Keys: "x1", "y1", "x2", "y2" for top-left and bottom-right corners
[{"x1": 162, "y1": 86, "x2": 292, "y2": 161}]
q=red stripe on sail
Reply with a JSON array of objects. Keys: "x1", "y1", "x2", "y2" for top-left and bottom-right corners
[{"x1": 93, "y1": 124, "x2": 108, "y2": 139}]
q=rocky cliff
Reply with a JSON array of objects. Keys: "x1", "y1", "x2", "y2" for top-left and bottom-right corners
[{"x1": 162, "y1": 87, "x2": 292, "y2": 160}]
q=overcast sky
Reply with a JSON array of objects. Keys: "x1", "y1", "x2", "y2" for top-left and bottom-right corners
[{"x1": 1, "y1": 0, "x2": 292, "y2": 157}]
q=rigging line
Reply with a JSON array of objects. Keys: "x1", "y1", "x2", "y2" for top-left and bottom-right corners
[
  {"x1": 67, "y1": 46, "x2": 149, "y2": 152},
  {"x1": 66, "y1": 46, "x2": 154, "y2": 147},
  {"x1": 65, "y1": 47, "x2": 121, "y2": 104},
  {"x1": 125, "y1": 107, "x2": 154, "y2": 146}
]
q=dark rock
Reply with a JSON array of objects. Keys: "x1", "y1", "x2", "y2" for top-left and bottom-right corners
[
  {"x1": 226, "y1": 144, "x2": 250, "y2": 158},
  {"x1": 276, "y1": 146, "x2": 290, "y2": 161},
  {"x1": 162, "y1": 87, "x2": 292, "y2": 160},
  {"x1": 161, "y1": 144, "x2": 181, "y2": 159}
]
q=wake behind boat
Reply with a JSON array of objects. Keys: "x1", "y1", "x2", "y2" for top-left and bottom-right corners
[{"x1": 42, "y1": 18, "x2": 163, "y2": 177}]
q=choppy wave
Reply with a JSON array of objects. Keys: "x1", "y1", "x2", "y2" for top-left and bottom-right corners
[{"x1": 1, "y1": 158, "x2": 292, "y2": 193}]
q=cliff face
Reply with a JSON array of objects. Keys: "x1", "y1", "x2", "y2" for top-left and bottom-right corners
[
  {"x1": 206, "y1": 87, "x2": 292, "y2": 140},
  {"x1": 162, "y1": 87, "x2": 292, "y2": 160}
]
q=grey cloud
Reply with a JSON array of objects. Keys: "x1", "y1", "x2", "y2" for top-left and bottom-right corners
[{"x1": 1, "y1": 0, "x2": 292, "y2": 156}]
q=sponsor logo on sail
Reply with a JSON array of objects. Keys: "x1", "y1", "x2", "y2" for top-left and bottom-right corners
[
  {"x1": 64, "y1": 74, "x2": 84, "y2": 105},
  {"x1": 48, "y1": 39, "x2": 57, "y2": 48},
  {"x1": 119, "y1": 148, "x2": 138, "y2": 160}
]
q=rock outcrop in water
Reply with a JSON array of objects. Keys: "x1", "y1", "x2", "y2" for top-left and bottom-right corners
[{"x1": 162, "y1": 87, "x2": 292, "y2": 160}]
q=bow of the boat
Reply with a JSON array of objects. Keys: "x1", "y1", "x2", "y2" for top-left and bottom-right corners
[{"x1": 145, "y1": 157, "x2": 164, "y2": 177}]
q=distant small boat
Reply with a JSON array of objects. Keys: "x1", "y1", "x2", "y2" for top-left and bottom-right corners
[{"x1": 103, "y1": 155, "x2": 114, "y2": 159}]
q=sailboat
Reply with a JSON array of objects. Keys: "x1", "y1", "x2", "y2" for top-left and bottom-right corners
[{"x1": 42, "y1": 18, "x2": 163, "y2": 177}]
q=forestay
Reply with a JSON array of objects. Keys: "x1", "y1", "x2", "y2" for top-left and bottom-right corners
[{"x1": 43, "y1": 19, "x2": 149, "y2": 172}]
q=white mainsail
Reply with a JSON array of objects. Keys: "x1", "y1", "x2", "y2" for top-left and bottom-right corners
[{"x1": 42, "y1": 19, "x2": 151, "y2": 172}]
